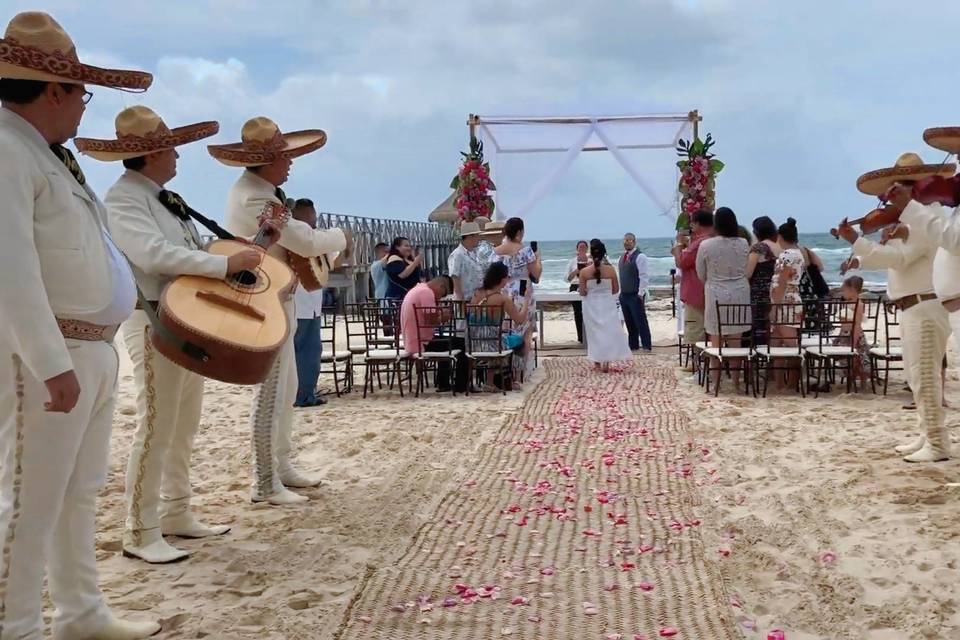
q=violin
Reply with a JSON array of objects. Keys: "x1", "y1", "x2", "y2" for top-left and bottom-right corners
[
  {"x1": 830, "y1": 174, "x2": 960, "y2": 240},
  {"x1": 830, "y1": 203, "x2": 904, "y2": 239},
  {"x1": 912, "y1": 174, "x2": 960, "y2": 207}
]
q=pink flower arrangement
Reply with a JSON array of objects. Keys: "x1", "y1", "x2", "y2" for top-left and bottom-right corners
[
  {"x1": 675, "y1": 134, "x2": 724, "y2": 230},
  {"x1": 450, "y1": 136, "x2": 496, "y2": 223}
]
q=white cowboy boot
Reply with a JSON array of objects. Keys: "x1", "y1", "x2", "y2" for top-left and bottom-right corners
[
  {"x1": 122, "y1": 529, "x2": 190, "y2": 564},
  {"x1": 161, "y1": 511, "x2": 231, "y2": 539},
  {"x1": 251, "y1": 485, "x2": 309, "y2": 505},
  {"x1": 904, "y1": 429, "x2": 951, "y2": 463},
  {"x1": 278, "y1": 460, "x2": 323, "y2": 488},
  {"x1": 895, "y1": 434, "x2": 927, "y2": 455},
  {"x1": 82, "y1": 615, "x2": 160, "y2": 639}
]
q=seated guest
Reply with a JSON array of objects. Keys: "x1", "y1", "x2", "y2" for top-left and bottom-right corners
[
  {"x1": 469, "y1": 262, "x2": 534, "y2": 390},
  {"x1": 400, "y1": 276, "x2": 468, "y2": 392}
]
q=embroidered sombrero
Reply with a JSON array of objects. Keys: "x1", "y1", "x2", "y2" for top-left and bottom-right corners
[
  {"x1": 207, "y1": 117, "x2": 327, "y2": 167},
  {"x1": 923, "y1": 127, "x2": 960, "y2": 155},
  {"x1": 856, "y1": 152, "x2": 956, "y2": 196},
  {"x1": 74, "y1": 106, "x2": 219, "y2": 161},
  {"x1": 0, "y1": 12, "x2": 151, "y2": 90}
]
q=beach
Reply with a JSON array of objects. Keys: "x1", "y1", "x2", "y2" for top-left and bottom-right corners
[{"x1": 92, "y1": 300, "x2": 959, "y2": 639}]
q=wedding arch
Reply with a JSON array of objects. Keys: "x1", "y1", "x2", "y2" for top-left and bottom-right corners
[{"x1": 468, "y1": 111, "x2": 702, "y2": 221}]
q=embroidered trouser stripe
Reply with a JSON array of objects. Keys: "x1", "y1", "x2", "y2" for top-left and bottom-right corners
[
  {"x1": 251, "y1": 356, "x2": 281, "y2": 498},
  {"x1": 902, "y1": 302, "x2": 951, "y2": 453},
  {"x1": 0, "y1": 355, "x2": 27, "y2": 635},
  {"x1": 127, "y1": 325, "x2": 158, "y2": 547}
]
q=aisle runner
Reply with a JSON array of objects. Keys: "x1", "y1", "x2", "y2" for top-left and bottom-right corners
[{"x1": 336, "y1": 358, "x2": 740, "y2": 640}]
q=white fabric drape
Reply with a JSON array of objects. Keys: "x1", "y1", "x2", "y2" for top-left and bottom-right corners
[{"x1": 477, "y1": 114, "x2": 693, "y2": 221}]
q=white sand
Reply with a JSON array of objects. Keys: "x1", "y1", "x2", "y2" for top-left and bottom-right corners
[{"x1": 88, "y1": 299, "x2": 959, "y2": 639}]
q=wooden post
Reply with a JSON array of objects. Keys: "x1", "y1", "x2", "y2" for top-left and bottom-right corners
[
  {"x1": 468, "y1": 113, "x2": 478, "y2": 143},
  {"x1": 689, "y1": 109, "x2": 701, "y2": 139}
]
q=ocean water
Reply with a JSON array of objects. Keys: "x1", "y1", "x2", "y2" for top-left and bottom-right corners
[{"x1": 531, "y1": 233, "x2": 886, "y2": 293}]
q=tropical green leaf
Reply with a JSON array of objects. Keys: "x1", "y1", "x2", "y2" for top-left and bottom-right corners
[
  {"x1": 675, "y1": 212, "x2": 690, "y2": 231},
  {"x1": 449, "y1": 175, "x2": 460, "y2": 190},
  {"x1": 709, "y1": 159, "x2": 724, "y2": 173}
]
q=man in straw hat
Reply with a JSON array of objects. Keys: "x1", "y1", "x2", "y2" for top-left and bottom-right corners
[
  {"x1": 837, "y1": 152, "x2": 955, "y2": 463},
  {"x1": 448, "y1": 221, "x2": 484, "y2": 303},
  {"x1": 0, "y1": 10, "x2": 161, "y2": 639},
  {"x1": 894, "y1": 127, "x2": 960, "y2": 337},
  {"x1": 74, "y1": 106, "x2": 262, "y2": 564},
  {"x1": 210, "y1": 117, "x2": 349, "y2": 505}
]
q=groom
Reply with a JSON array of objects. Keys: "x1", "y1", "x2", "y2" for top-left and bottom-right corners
[{"x1": 619, "y1": 233, "x2": 652, "y2": 351}]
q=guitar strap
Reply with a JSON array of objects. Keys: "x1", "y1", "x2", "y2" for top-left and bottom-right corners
[
  {"x1": 157, "y1": 189, "x2": 235, "y2": 240},
  {"x1": 49, "y1": 145, "x2": 211, "y2": 364}
]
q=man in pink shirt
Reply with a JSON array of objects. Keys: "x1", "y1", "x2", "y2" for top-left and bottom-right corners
[
  {"x1": 400, "y1": 276, "x2": 467, "y2": 391},
  {"x1": 670, "y1": 210, "x2": 714, "y2": 351}
]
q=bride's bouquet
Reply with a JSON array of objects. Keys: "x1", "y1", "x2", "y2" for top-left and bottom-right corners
[{"x1": 675, "y1": 134, "x2": 723, "y2": 231}]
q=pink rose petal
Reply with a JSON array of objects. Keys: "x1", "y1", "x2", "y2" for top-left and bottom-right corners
[
  {"x1": 636, "y1": 581, "x2": 655, "y2": 592},
  {"x1": 659, "y1": 628, "x2": 679, "y2": 637}
]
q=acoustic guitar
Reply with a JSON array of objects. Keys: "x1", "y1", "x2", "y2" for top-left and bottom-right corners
[
  {"x1": 288, "y1": 252, "x2": 332, "y2": 291},
  {"x1": 154, "y1": 203, "x2": 295, "y2": 385}
]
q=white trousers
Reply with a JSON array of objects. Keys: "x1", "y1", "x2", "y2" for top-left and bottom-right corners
[
  {"x1": 250, "y1": 299, "x2": 297, "y2": 498},
  {"x1": 0, "y1": 341, "x2": 117, "y2": 639},
  {"x1": 900, "y1": 300, "x2": 952, "y2": 452},
  {"x1": 120, "y1": 311, "x2": 205, "y2": 545}
]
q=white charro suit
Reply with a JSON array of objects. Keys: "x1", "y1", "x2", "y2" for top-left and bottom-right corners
[
  {"x1": 106, "y1": 170, "x2": 230, "y2": 555},
  {"x1": 853, "y1": 230, "x2": 952, "y2": 461},
  {"x1": 0, "y1": 109, "x2": 137, "y2": 637},
  {"x1": 901, "y1": 199, "x2": 960, "y2": 337},
  {"x1": 224, "y1": 170, "x2": 345, "y2": 500}
]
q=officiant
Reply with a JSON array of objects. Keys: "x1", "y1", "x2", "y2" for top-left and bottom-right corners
[{"x1": 565, "y1": 240, "x2": 589, "y2": 343}]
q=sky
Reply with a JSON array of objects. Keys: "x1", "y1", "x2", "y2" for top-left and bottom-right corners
[{"x1": 8, "y1": 0, "x2": 960, "y2": 241}]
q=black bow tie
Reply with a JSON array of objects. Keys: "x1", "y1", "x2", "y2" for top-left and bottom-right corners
[{"x1": 50, "y1": 144, "x2": 86, "y2": 186}]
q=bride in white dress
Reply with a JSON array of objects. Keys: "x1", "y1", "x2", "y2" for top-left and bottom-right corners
[{"x1": 578, "y1": 239, "x2": 633, "y2": 371}]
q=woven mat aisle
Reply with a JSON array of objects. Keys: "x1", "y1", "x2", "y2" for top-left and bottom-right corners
[{"x1": 336, "y1": 357, "x2": 741, "y2": 640}]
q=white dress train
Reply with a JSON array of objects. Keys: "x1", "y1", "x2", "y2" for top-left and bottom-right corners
[{"x1": 582, "y1": 278, "x2": 633, "y2": 364}]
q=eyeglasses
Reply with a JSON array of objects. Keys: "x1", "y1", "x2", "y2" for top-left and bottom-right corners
[{"x1": 81, "y1": 90, "x2": 93, "y2": 105}]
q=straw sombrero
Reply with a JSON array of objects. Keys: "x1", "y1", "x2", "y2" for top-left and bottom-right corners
[
  {"x1": 856, "y1": 152, "x2": 956, "y2": 196},
  {"x1": 923, "y1": 127, "x2": 960, "y2": 155},
  {"x1": 0, "y1": 12, "x2": 151, "y2": 90},
  {"x1": 207, "y1": 117, "x2": 326, "y2": 167},
  {"x1": 480, "y1": 219, "x2": 505, "y2": 237},
  {"x1": 74, "y1": 106, "x2": 218, "y2": 161}
]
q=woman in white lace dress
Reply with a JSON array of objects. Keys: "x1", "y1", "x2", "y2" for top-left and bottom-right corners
[{"x1": 579, "y1": 240, "x2": 632, "y2": 372}]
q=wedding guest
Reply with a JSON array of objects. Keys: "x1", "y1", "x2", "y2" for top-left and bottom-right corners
[
  {"x1": 490, "y1": 217, "x2": 541, "y2": 379},
  {"x1": 566, "y1": 240, "x2": 589, "y2": 343},
  {"x1": 399, "y1": 276, "x2": 467, "y2": 391},
  {"x1": 384, "y1": 236, "x2": 423, "y2": 301},
  {"x1": 671, "y1": 210, "x2": 713, "y2": 355},
  {"x1": 746, "y1": 215, "x2": 781, "y2": 346},
  {"x1": 619, "y1": 233, "x2": 652, "y2": 351},
  {"x1": 770, "y1": 217, "x2": 806, "y2": 390},
  {"x1": 469, "y1": 262, "x2": 534, "y2": 388},
  {"x1": 369, "y1": 242, "x2": 389, "y2": 299},
  {"x1": 448, "y1": 221, "x2": 484, "y2": 302},
  {"x1": 696, "y1": 207, "x2": 750, "y2": 385}
]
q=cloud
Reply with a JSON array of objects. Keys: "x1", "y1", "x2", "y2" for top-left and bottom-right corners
[{"x1": 4, "y1": 1, "x2": 959, "y2": 241}]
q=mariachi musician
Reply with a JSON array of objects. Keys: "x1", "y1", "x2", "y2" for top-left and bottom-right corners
[
  {"x1": 0, "y1": 11, "x2": 162, "y2": 639},
  {"x1": 836, "y1": 152, "x2": 955, "y2": 463},
  {"x1": 210, "y1": 117, "x2": 350, "y2": 506},
  {"x1": 75, "y1": 106, "x2": 264, "y2": 564}
]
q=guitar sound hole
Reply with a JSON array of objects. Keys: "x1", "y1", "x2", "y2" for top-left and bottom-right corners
[
  {"x1": 226, "y1": 268, "x2": 270, "y2": 294},
  {"x1": 235, "y1": 269, "x2": 258, "y2": 286}
]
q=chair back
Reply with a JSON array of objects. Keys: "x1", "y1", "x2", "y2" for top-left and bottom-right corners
[
  {"x1": 760, "y1": 302, "x2": 805, "y2": 356},
  {"x1": 810, "y1": 299, "x2": 860, "y2": 350},
  {"x1": 860, "y1": 294, "x2": 883, "y2": 345},
  {"x1": 411, "y1": 301, "x2": 458, "y2": 357},
  {"x1": 881, "y1": 301, "x2": 902, "y2": 356},
  {"x1": 465, "y1": 303, "x2": 506, "y2": 355},
  {"x1": 364, "y1": 301, "x2": 402, "y2": 354},
  {"x1": 713, "y1": 302, "x2": 753, "y2": 356},
  {"x1": 343, "y1": 302, "x2": 370, "y2": 352},
  {"x1": 318, "y1": 310, "x2": 340, "y2": 355}
]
